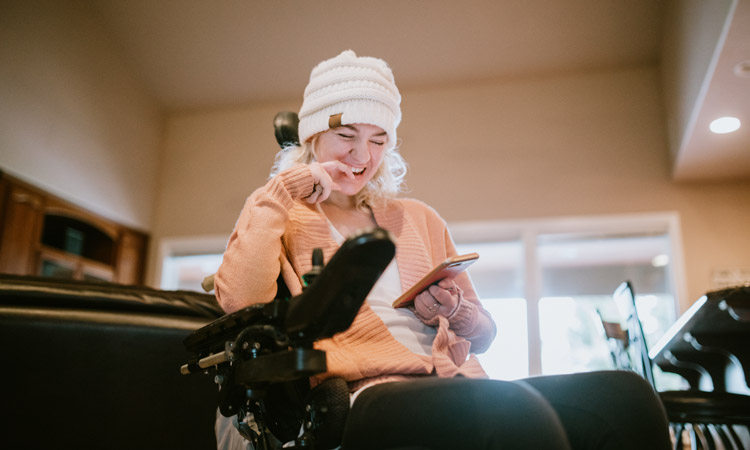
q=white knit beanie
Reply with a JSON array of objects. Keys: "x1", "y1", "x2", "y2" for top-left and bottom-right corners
[{"x1": 297, "y1": 50, "x2": 402, "y2": 147}]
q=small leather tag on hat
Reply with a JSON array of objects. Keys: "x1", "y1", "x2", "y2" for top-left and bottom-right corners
[{"x1": 328, "y1": 113, "x2": 343, "y2": 129}]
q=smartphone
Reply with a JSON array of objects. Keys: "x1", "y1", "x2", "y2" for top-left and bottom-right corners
[{"x1": 392, "y1": 252, "x2": 479, "y2": 308}]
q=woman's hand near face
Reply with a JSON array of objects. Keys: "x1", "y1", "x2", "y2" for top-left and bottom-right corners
[
  {"x1": 413, "y1": 278, "x2": 462, "y2": 320},
  {"x1": 305, "y1": 161, "x2": 355, "y2": 204}
]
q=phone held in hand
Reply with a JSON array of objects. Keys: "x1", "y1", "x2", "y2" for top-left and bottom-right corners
[{"x1": 392, "y1": 253, "x2": 479, "y2": 308}]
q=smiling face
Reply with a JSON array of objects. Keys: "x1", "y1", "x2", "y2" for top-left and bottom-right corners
[{"x1": 315, "y1": 123, "x2": 388, "y2": 196}]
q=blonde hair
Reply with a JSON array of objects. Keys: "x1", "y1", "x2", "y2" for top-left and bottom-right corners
[{"x1": 269, "y1": 135, "x2": 407, "y2": 210}]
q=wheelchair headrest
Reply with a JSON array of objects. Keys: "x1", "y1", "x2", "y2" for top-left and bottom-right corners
[{"x1": 274, "y1": 111, "x2": 300, "y2": 147}]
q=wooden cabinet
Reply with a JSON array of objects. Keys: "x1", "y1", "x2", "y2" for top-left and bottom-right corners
[
  {"x1": 0, "y1": 181, "x2": 44, "y2": 275},
  {"x1": 0, "y1": 171, "x2": 148, "y2": 285}
]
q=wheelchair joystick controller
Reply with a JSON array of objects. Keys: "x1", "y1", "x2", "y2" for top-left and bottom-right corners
[
  {"x1": 302, "y1": 248, "x2": 324, "y2": 288},
  {"x1": 180, "y1": 228, "x2": 396, "y2": 450}
]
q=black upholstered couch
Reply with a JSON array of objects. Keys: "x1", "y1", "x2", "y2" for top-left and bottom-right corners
[{"x1": 0, "y1": 274, "x2": 225, "y2": 450}]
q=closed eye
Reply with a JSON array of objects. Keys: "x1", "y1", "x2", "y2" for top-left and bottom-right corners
[
  {"x1": 370, "y1": 140, "x2": 385, "y2": 146},
  {"x1": 337, "y1": 133, "x2": 354, "y2": 139}
]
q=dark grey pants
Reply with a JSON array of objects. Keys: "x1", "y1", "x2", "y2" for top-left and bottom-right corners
[{"x1": 342, "y1": 370, "x2": 671, "y2": 450}]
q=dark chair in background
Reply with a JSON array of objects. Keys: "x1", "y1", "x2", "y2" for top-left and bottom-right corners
[
  {"x1": 602, "y1": 281, "x2": 750, "y2": 450},
  {"x1": 596, "y1": 308, "x2": 632, "y2": 371},
  {"x1": 0, "y1": 274, "x2": 224, "y2": 450}
]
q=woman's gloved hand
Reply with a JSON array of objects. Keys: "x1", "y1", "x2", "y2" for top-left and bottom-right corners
[{"x1": 414, "y1": 278, "x2": 462, "y2": 321}]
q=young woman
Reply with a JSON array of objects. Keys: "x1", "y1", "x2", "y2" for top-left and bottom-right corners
[{"x1": 215, "y1": 50, "x2": 671, "y2": 450}]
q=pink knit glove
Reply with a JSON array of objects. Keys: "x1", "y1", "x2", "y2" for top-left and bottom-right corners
[{"x1": 413, "y1": 278, "x2": 462, "y2": 322}]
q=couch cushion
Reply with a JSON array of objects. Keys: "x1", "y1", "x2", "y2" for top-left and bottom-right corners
[{"x1": 0, "y1": 276, "x2": 224, "y2": 450}]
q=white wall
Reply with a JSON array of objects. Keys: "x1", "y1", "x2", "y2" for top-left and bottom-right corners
[
  {"x1": 152, "y1": 65, "x2": 750, "y2": 309},
  {"x1": 0, "y1": 0, "x2": 162, "y2": 231}
]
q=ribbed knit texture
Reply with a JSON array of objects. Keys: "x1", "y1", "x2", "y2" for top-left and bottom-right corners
[
  {"x1": 297, "y1": 50, "x2": 401, "y2": 146},
  {"x1": 215, "y1": 165, "x2": 496, "y2": 390}
]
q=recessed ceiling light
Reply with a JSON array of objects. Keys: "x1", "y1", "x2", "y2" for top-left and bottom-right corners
[{"x1": 709, "y1": 116, "x2": 741, "y2": 134}]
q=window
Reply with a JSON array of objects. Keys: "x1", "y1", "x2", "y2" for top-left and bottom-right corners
[
  {"x1": 157, "y1": 235, "x2": 227, "y2": 292},
  {"x1": 537, "y1": 232, "x2": 675, "y2": 375},
  {"x1": 161, "y1": 253, "x2": 223, "y2": 292},
  {"x1": 451, "y1": 213, "x2": 685, "y2": 382}
]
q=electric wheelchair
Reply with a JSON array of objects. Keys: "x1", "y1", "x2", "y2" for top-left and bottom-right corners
[{"x1": 181, "y1": 112, "x2": 405, "y2": 450}]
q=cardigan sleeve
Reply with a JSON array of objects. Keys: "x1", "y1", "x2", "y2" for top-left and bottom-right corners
[
  {"x1": 441, "y1": 226, "x2": 497, "y2": 354},
  {"x1": 409, "y1": 200, "x2": 497, "y2": 354},
  {"x1": 214, "y1": 165, "x2": 314, "y2": 313}
]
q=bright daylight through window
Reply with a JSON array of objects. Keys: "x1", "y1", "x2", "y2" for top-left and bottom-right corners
[
  {"x1": 161, "y1": 253, "x2": 223, "y2": 293},
  {"x1": 452, "y1": 213, "x2": 684, "y2": 389}
]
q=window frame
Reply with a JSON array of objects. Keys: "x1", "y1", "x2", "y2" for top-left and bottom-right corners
[{"x1": 449, "y1": 211, "x2": 686, "y2": 376}]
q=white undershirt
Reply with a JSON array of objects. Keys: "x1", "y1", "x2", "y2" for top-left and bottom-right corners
[{"x1": 323, "y1": 216, "x2": 436, "y2": 356}]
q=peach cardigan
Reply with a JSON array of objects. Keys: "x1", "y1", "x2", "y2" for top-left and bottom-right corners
[{"x1": 214, "y1": 165, "x2": 496, "y2": 388}]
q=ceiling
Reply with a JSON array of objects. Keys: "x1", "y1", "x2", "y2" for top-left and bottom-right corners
[{"x1": 89, "y1": 0, "x2": 749, "y2": 181}]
